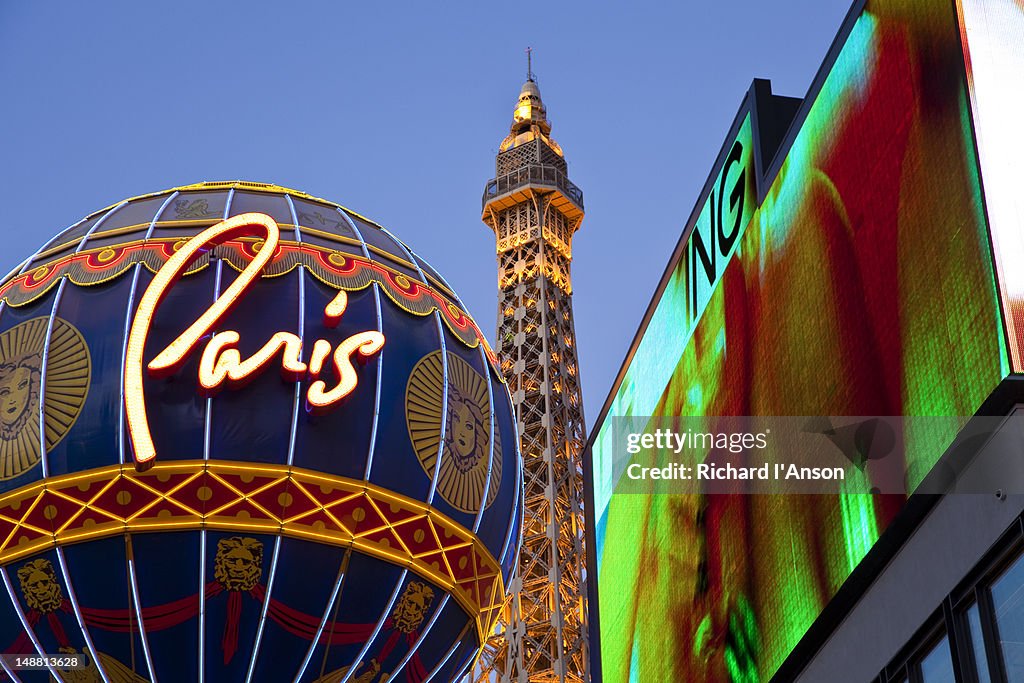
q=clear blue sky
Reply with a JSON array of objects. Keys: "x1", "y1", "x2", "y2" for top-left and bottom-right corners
[{"x1": 0, "y1": 1, "x2": 852, "y2": 427}]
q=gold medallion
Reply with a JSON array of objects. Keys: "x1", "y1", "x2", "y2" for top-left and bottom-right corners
[
  {"x1": 406, "y1": 351, "x2": 501, "y2": 513},
  {"x1": 0, "y1": 316, "x2": 90, "y2": 480}
]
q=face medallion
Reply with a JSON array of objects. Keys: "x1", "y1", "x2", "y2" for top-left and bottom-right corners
[
  {"x1": 406, "y1": 351, "x2": 502, "y2": 514},
  {"x1": 0, "y1": 364, "x2": 35, "y2": 430},
  {"x1": 0, "y1": 317, "x2": 90, "y2": 481}
]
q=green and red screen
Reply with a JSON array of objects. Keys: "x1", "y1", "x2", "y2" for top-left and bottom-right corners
[{"x1": 588, "y1": 0, "x2": 1024, "y2": 680}]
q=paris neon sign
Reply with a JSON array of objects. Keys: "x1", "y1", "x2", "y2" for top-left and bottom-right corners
[{"x1": 124, "y1": 213, "x2": 385, "y2": 467}]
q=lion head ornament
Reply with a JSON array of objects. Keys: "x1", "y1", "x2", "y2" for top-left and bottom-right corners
[
  {"x1": 17, "y1": 558, "x2": 64, "y2": 614},
  {"x1": 214, "y1": 536, "x2": 264, "y2": 591},
  {"x1": 391, "y1": 581, "x2": 435, "y2": 634}
]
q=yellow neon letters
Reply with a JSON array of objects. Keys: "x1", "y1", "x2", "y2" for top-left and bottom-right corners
[
  {"x1": 306, "y1": 332, "x2": 386, "y2": 409},
  {"x1": 125, "y1": 213, "x2": 384, "y2": 467},
  {"x1": 198, "y1": 331, "x2": 307, "y2": 390}
]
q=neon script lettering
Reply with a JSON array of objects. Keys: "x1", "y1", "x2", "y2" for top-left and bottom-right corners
[{"x1": 124, "y1": 212, "x2": 384, "y2": 467}]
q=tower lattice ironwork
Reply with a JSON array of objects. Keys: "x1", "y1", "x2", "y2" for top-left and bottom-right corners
[{"x1": 474, "y1": 73, "x2": 589, "y2": 683}]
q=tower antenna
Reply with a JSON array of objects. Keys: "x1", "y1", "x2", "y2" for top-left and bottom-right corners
[{"x1": 526, "y1": 46, "x2": 534, "y2": 82}]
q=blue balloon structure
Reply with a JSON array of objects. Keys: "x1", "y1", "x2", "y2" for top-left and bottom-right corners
[{"x1": 0, "y1": 182, "x2": 521, "y2": 682}]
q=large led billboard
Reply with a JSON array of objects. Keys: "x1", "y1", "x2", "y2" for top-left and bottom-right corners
[
  {"x1": 587, "y1": 0, "x2": 1022, "y2": 680},
  {"x1": 957, "y1": 0, "x2": 1024, "y2": 373}
]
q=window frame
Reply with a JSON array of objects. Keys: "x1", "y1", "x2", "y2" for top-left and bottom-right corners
[{"x1": 876, "y1": 518, "x2": 1024, "y2": 683}]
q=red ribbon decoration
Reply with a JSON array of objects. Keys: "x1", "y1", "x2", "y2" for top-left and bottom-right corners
[
  {"x1": 9, "y1": 582, "x2": 431, "y2": 681},
  {"x1": 222, "y1": 591, "x2": 242, "y2": 664}
]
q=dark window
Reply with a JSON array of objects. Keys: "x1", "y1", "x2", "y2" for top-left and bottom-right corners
[
  {"x1": 918, "y1": 635, "x2": 955, "y2": 683},
  {"x1": 966, "y1": 601, "x2": 993, "y2": 683},
  {"x1": 992, "y1": 553, "x2": 1024, "y2": 680}
]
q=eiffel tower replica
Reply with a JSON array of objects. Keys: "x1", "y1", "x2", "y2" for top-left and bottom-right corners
[{"x1": 475, "y1": 52, "x2": 589, "y2": 683}]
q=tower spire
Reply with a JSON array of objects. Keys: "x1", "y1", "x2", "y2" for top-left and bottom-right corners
[
  {"x1": 526, "y1": 46, "x2": 534, "y2": 82},
  {"x1": 474, "y1": 71, "x2": 590, "y2": 683},
  {"x1": 508, "y1": 71, "x2": 551, "y2": 140}
]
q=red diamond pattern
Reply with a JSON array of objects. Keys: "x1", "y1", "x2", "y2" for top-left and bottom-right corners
[{"x1": 0, "y1": 460, "x2": 505, "y2": 641}]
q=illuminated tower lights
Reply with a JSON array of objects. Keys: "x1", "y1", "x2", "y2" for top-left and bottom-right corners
[{"x1": 475, "y1": 58, "x2": 589, "y2": 683}]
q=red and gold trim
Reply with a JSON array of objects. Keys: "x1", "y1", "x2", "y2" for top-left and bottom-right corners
[
  {"x1": 0, "y1": 238, "x2": 498, "y2": 369},
  {"x1": 0, "y1": 461, "x2": 505, "y2": 640}
]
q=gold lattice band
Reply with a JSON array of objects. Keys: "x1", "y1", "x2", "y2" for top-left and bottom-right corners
[{"x1": 0, "y1": 461, "x2": 504, "y2": 641}]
